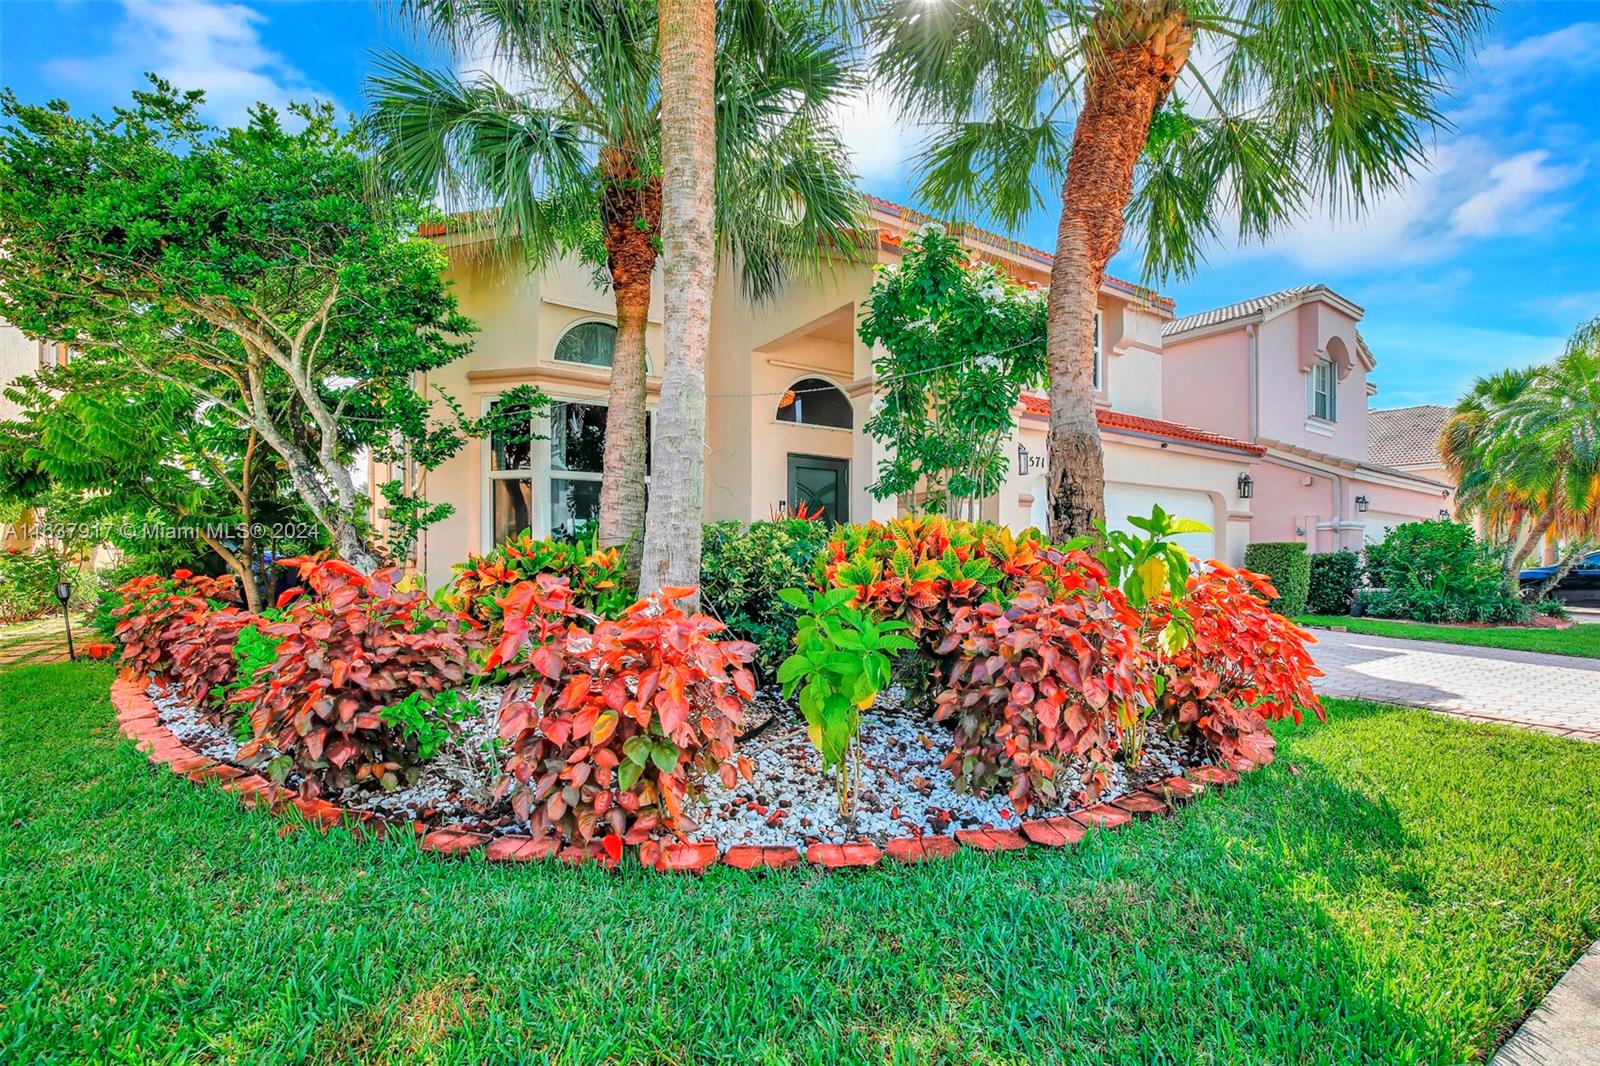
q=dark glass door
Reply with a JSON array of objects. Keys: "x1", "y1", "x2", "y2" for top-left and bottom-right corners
[{"x1": 787, "y1": 454, "x2": 849, "y2": 524}]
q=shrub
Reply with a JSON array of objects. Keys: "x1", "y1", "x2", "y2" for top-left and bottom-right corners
[
  {"x1": 495, "y1": 584, "x2": 757, "y2": 864},
  {"x1": 1362, "y1": 520, "x2": 1526, "y2": 623},
  {"x1": 699, "y1": 518, "x2": 831, "y2": 679},
  {"x1": 1535, "y1": 597, "x2": 1570, "y2": 620},
  {"x1": 1307, "y1": 550, "x2": 1361, "y2": 615},
  {"x1": 932, "y1": 574, "x2": 1152, "y2": 812},
  {"x1": 815, "y1": 516, "x2": 1086, "y2": 696},
  {"x1": 235, "y1": 559, "x2": 485, "y2": 796},
  {"x1": 1242, "y1": 542, "x2": 1310, "y2": 616},
  {"x1": 113, "y1": 570, "x2": 242, "y2": 680},
  {"x1": 447, "y1": 530, "x2": 631, "y2": 628},
  {"x1": 0, "y1": 547, "x2": 100, "y2": 623},
  {"x1": 1148, "y1": 565, "x2": 1324, "y2": 769}
]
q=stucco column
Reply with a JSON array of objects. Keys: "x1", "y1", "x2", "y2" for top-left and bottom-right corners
[{"x1": 850, "y1": 341, "x2": 898, "y2": 523}]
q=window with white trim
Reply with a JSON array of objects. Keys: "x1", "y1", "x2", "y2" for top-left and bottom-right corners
[
  {"x1": 553, "y1": 321, "x2": 618, "y2": 368},
  {"x1": 1092, "y1": 311, "x2": 1103, "y2": 391},
  {"x1": 487, "y1": 395, "x2": 651, "y2": 544},
  {"x1": 1309, "y1": 357, "x2": 1336, "y2": 421}
]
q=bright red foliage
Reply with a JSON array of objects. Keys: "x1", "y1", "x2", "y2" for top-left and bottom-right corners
[
  {"x1": 233, "y1": 558, "x2": 486, "y2": 795},
  {"x1": 1149, "y1": 565, "x2": 1324, "y2": 769},
  {"x1": 933, "y1": 579, "x2": 1153, "y2": 811},
  {"x1": 114, "y1": 570, "x2": 242, "y2": 682},
  {"x1": 496, "y1": 585, "x2": 757, "y2": 865}
]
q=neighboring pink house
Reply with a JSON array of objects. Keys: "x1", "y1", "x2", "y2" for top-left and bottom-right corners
[{"x1": 1162, "y1": 285, "x2": 1454, "y2": 551}]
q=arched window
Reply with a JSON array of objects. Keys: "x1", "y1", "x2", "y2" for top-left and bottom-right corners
[
  {"x1": 776, "y1": 377, "x2": 852, "y2": 429},
  {"x1": 553, "y1": 322, "x2": 618, "y2": 368}
]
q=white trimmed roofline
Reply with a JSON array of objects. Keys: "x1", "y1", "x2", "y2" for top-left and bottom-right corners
[{"x1": 1260, "y1": 437, "x2": 1453, "y2": 494}]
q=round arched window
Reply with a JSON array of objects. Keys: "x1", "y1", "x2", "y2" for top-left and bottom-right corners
[
  {"x1": 776, "y1": 377, "x2": 852, "y2": 429},
  {"x1": 553, "y1": 322, "x2": 618, "y2": 368}
]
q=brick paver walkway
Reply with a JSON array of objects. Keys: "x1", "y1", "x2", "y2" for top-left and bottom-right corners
[{"x1": 1309, "y1": 629, "x2": 1600, "y2": 741}]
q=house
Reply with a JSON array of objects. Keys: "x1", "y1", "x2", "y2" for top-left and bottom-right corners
[
  {"x1": 388, "y1": 197, "x2": 1264, "y2": 588},
  {"x1": 1162, "y1": 286, "x2": 1455, "y2": 551}
]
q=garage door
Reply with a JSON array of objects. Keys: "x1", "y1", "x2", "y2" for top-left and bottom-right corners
[{"x1": 1029, "y1": 483, "x2": 1217, "y2": 559}]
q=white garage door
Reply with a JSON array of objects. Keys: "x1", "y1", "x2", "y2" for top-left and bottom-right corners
[{"x1": 1029, "y1": 483, "x2": 1217, "y2": 558}]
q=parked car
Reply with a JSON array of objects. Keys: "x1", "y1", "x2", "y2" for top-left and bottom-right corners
[{"x1": 1520, "y1": 551, "x2": 1600, "y2": 603}]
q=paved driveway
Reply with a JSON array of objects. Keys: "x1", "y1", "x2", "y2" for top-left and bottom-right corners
[{"x1": 1309, "y1": 628, "x2": 1600, "y2": 741}]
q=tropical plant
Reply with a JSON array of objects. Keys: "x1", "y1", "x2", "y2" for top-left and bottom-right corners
[
  {"x1": 0, "y1": 79, "x2": 537, "y2": 572},
  {"x1": 873, "y1": 0, "x2": 1491, "y2": 541},
  {"x1": 495, "y1": 585, "x2": 757, "y2": 865},
  {"x1": 113, "y1": 570, "x2": 243, "y2": 681},
  {"x1": 1145, "y1": 565, "x2": 1324, "y2": 770},
  {"x1": 372, "y1": 0, "x2": 867, "y2": 579},
  {"x1": 1242, "y1": 542, "x2": 1311, "y2": 617},
  {"x1": 934, "y1": 582, "x2": 1151, "y2": 811},
  {"x1": 776, "y1": 586, "x2": 914, "y2": 815},
  {"x1": 233, "y1": 559, "x2": 484, "y2": 795},
  {"x1": 857, "y1": 221, "x2": 1047, "y2": 518},
  {"x1": 1307, "y1": 550, "x2": 1362, "y2": 616},
  {"x1": 447, "y1": 529, "x2": 632, "y2": 627},
  {"x1": 699, "y1": 518, "x2": 832, "y2": 679},
  {"x1": 1442, "y1": 315, "x2": 1600, "y2": 592},
  {"x1": 1361, "y1": 520, "x2": 1525, "y2": 624}
]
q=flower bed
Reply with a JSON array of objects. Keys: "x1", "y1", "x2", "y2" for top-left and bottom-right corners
[{"x1": 107, "y1": 515, "x2": 1322, "y2": 873}]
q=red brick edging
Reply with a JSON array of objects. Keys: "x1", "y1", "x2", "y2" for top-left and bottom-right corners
[{"x1": 111, "y1": 676, "x2": 1272, "y2": 875}]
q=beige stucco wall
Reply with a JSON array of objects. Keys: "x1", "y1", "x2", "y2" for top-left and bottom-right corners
[{"x1": 0, "y1": 321, "x2": 40, "y2": 420}]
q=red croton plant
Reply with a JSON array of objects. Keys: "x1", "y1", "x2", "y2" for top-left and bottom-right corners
[
  {"x1": 1148, "y1": 565, "x2": 1324, "y2": 769},
  {"x1": 491, "y1": 579, "x2": 757, "y2": 867},
  {"x1": 933, "y1": 557, "x2": 1154, "y2": 812},
  {"x1": 232, "y1": 558, "x2": 485, "y2": 795},
  {"x1": 114, "y1": 570, "x2": 243, "y2": 684}
]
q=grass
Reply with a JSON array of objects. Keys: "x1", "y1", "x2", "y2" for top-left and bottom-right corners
[
  {"x1": 4, "y1": 663, "x2": 1599, "y2": 1064},
  {"x1": 1298, "y1": 614, "x2": 1600, "y2": 658}
]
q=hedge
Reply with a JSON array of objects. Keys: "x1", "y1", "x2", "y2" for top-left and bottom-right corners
[
  {"x1": 1308, "y1": 550, "x2": 1361, "y2": 615},
  {"x1": 1243, "y1": 542, "x2": 1311, "y2": 616}
]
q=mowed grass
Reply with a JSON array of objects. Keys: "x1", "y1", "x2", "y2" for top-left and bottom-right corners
[
  {"x1": 1299, "y1": 614, "x2": 1600, "y2": 658},
  {"x1": 4, "y1": 663, "x2": 1599, "y2": 1064}
]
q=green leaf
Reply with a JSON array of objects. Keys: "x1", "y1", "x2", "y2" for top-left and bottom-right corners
[
  {"x1": 776, "y1": 587, "x2": 811, "y2": 610},
  {"x1": 618, "y1": 759, "x2": 643, "y2": 792},
  {"x1": 650, "y1": 740, "x2": 679, "y2": 774}
]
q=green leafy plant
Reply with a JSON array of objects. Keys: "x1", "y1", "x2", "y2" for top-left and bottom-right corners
[
  {"x1": 699, "y1": 518, "x2": 832, "y2": 679},
  {"x1": 1242, "y1": 542, "x2": 1312, "y2": 617},
  {"x1": 776, "y1": 587, "x2": 916, "y2": 815},
  {"x1": 1308, "y1": 550, "x2": 1362, "y2": 615},
  {"x1": 1363, "y1": 520, "x2": 1526, "y2": 623},
  {"x1": 381, "y1": 689, "x2": 474, "y2": 762}
]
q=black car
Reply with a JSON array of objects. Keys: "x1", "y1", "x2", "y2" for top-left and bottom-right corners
[{"x1": 1519, "y1": 550, "x2": 1600, "y2": 602}]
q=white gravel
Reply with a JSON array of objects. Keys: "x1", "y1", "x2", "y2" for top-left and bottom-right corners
[{"x1": 151, "y1": 680, "x2": 1197, "y2": 847}]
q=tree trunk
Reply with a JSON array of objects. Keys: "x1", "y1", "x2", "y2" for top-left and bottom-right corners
[
  {"x1": 1045, "y1": 10, "x2": 1191, "y2": 542},
  {"x1": 1534, "y1": 539, "x2": 1593, "y2": 600},
  {"x1": 1506, "y1": 507, "x2": 1555, "y2": 593},
  {"x1": 639, "y1": 0, "x2": 717, "y2": 602},
  {"x1": 596, "y1": 149, "x2": 661, "y2": 580}
]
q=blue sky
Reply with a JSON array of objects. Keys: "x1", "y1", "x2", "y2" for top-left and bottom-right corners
[{"x1": 2, "y1": 1, "x2": 1596, "y2": 408}]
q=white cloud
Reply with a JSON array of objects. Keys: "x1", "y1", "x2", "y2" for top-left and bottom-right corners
[
  {"x1": 827, "y1": 86, "x2": 924, "y2": 186},
  {"x1": 1448, "y1": 150, "x2": 1580, "y2": 237},
  {"x1": 44, "y1": 1, "x2": 331, "y2": 126}
]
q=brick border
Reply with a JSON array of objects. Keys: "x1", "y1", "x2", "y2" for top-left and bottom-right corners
[{"x1": 111, "y1": 676, "x2": 1272, "y2": 875}]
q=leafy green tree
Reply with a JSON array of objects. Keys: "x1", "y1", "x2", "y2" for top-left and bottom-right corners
[
  {"x1": 0, "y1": 79, "x2": 532, "y2": 572},
  {"x1": 370, "y1": 0, "x2": 867, "y2": 580},
  {"x1": 1442, "y1": 315, "x2": 1600, "y2": 593},
  {"x1": 857, "y1": 223, "x2": 1046, "y2": 518},
  {"x1": 872, "y1": 0, "x2": 1491, "y2": 541}
]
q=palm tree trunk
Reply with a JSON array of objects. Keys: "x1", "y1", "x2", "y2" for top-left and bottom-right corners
[
  {"x1": 1535, "y1": 539, "x2": 1594, "y2": 600},
  {"x1": 1045, "y1": 11, "x2": 1191, "y2": 542},
  {"x1": 1507, "y1": 507, "x2": 1555, "y2": 592},
  {"x1": 639, "y1": 0, "x2": 716, "y2": 601},
  {"x1": 596, "y1": 149, "x2": 661, "y2": 579}
]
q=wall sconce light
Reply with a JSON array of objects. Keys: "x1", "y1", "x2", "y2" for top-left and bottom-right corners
[
  {"x1": 1236, "y1": 472, "x2": 1253, "y2": 500},
  {"x1": 1355, "y1": 495, "x2": 1370, "y2": 513},
  {"x1": 1439, "y1": 509, "x2": 1450, "y2": 520},
  {"x1": 1016, "y1": 443, "x2": 1029, "y2": 471}
]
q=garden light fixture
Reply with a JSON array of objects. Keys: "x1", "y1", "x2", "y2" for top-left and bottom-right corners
[{"x1": 54, "y1": 579, "x2": 76, "y2": 662}]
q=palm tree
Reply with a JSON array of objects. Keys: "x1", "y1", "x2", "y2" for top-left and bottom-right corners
[
  {"x1": 871, "y1": 0, "x2": 1492, "y2": 541},
  {"x1": 1441, "y1": 316, "x2": 1600, "y2": 593},
  {"x1": 370, "y1": 0, "x2": 865, "y2": 575}
]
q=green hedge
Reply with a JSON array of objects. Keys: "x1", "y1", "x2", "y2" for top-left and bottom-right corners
[
  {"x1": 1360, "y1": 519, "x2": 1526, "y2": 624},
  {"x1": 1243, "y1": 541, "x2": 1311, "y2": 616},
  {"x1": 1308, "y1": 550, "x2": 1361, "y2": 615},
  {"x1": 699, "y1": 518, "x2": 832, "y2": 680}
]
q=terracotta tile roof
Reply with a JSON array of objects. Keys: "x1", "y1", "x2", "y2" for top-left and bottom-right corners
[
  {"x1": 865, "y1": 194, "x2": 1174, "y2": 311},
  {"x1": 1018, "y1": 395, "x2": 1265, "y2": 456},
  {"x1": 1368, "y1": 404, "x2": 1452, "y2": 467},
  {"x1": 1161, "y1": 284, "x2": 1362, "y2": 337}
]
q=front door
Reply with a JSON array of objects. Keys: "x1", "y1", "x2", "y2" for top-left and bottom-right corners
[{"x1": 787, "y1": 454, "x2": 849, "y2": 524}]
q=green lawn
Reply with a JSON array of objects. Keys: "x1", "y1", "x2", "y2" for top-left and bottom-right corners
[
  {"x1": 1299, "y1": 614, "x2": 1600, "y2": 658},
  {"x1": 5, "y1": 663, "x2": 1598, "y2": 1064}
]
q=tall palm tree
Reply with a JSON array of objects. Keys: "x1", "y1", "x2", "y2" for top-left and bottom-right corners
[
  {"x1": 639, "y1": 0, "x2": 718, "y2": 598},
  {"x1": 871, "y1": 0, "x2": 1492, "y2": 541},
  {"x1": 1441, "y1": 316, "x2": 1600, "y2": 592},
  {"x1": 370, "y1": 0, "x2": 865, "y2": 574}
]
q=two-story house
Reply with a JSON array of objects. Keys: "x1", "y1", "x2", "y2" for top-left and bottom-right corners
[
  {"x1": 1162, "y1": 285, "x2": 1455, "y2": 551},
  {"x1": 388, "y1": 196, "x2": 1265, "y2": 587}
]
